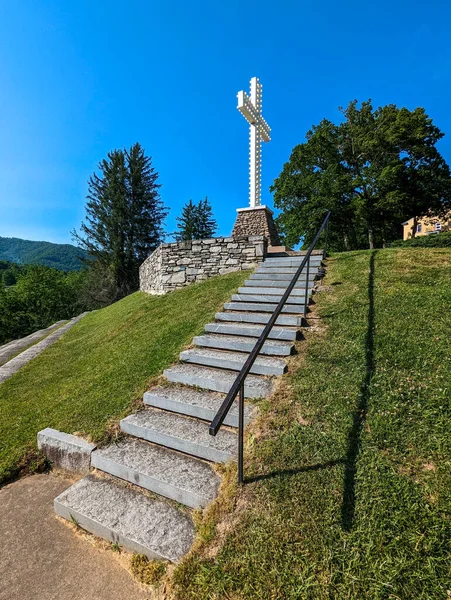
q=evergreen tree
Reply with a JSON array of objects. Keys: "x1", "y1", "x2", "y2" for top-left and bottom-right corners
[
  {"x1": 175, "y1": 197, "x2": 217, "y2": 241},
  {"x1": 195, "y1": 197, "x2": 218, "y2": 239},
  {"x1": 73, "y1": 143, "x2": 167, "y2": 299},
  {"x1": 174, "y1": 200, "x2": 198, "y2": 241}
]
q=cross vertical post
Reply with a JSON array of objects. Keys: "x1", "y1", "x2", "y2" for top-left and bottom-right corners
[{"x1": 237, "y1": 77, "x2": 271, "y2": 208}]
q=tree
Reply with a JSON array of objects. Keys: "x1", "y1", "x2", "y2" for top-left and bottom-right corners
[
  {"x1": 174, "y1": 197, "x2": 217, "y2": 241},
  {"x1": 271, "y1": 100, "x2": 451, "y2": 250},
  {"x1": 73, "y1": 143, "x2": 167, "y2": 299}
]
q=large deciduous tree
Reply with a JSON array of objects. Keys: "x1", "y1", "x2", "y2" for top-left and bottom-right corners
[
  {"x1": 73, "y1": 143, "x2": 167, "y2": 299},
  {"x1": 271, "y1": 100, "x2": 451, "y2": 250}
]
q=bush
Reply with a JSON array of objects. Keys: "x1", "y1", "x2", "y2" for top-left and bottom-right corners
[{"x1": 390, "y1": 232, "x2": 451, "y2": 248}]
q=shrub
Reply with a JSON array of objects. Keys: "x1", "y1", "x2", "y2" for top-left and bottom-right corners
[{"x1": 390, "y1": 232, "x2": 451, "y2": 248}]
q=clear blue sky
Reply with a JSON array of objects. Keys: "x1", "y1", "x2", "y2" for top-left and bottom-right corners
[{"x1": 0, "y1": 0, "x2": 450, "y2": 244}]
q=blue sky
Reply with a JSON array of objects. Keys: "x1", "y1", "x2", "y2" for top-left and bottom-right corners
[{"x1": 0, "y1": 0, "x2": 450, "y2": 244}]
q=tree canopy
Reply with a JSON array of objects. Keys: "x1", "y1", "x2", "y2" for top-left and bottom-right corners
[
  {"x1": 175, "y1": 197, "x2": 217, "y2": 241},
  {"x1": 73, "y1": 143, "x2": 167, "y2": 299},
  {"x1": 271, "y1": 100, "x2": 451, "y2": 250}
]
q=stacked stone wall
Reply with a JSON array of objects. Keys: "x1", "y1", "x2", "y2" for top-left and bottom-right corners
[
  {"x1": 232, "y1": 208, "x2": 281, "y2": 246},
  {"x1": 139, "y1": 236, "x2": 267, "y2": 295}
]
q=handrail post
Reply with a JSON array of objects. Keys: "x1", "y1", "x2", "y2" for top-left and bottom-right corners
[
  {"x1": 304, "y1": 254, "x2": 310, "y2": 317},
  {"x1": 238, "y1": 383, "x2": 244, "y2": 485}
]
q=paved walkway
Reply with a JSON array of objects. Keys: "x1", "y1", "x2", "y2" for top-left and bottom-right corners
[
  {"x1": 0, "y1": 321, "x2": 67, "y2": 366},
  {"x1": 0, "y1": 313, "x2": 88, "y2": 384},
  {"x1": 0, "y1": 474, "x2": 150, "y2": 600}
]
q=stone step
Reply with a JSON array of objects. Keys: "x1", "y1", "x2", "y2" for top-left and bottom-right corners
[
  {"x1": 54, "y1": 474, "x2": 195, "y2": 562},
  {"x1": 238, "y1": 286, "x2": 312, "y2": 296},
  {"x1": 231, "y1": 294, "x2": 307, "y2": 305},
  {"x1": 205, "y1": 322, "x2": 299, "y2": 344},
  {"x1": 224, "y1": 302, "x2": 304, "y2": 314},
  {"x1": 91, "y1": 438, "x2": 219, "y2": 509},
  {"x1": 180, "y1": 348, "x2": 287, "y2": 376},
  {"x1": 193, "y1": 333, "x2": 293, "y2": 356},
  {"x1": 249, "y1": 273, "x2": 317, "y2": 282},
  {"x1": 244, "y1": 278, "x2": 314, "y2": 288},
  {"x1": 164, "y1": 363, "x2": 273, "y2": 398},
  {"x1": 143, "y1": 385, "x2": 254, "y2": 427},
  {"x1": 263, "y1": 257, "x2": 323, "y2": 266},
  {"x1": 254, "y1": 267, "x2": 319, "y2": 276},
  {"x1": 121, "y1": 408, "x2": 238, "y2": 463},
  {"x1": 215, "y1": 311, "x2": 304, "y2": 327}
]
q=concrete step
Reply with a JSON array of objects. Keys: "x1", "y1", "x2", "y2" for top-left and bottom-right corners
[
  {"x1": 254, "y1": 268, "x2": 319, "y2": 277},
  {"x1": 193, "y1": 333, "x2": 294, "y2": 356},
  {"x1": 180, "y1": 348, "x2": 287, "y2": 376},
  {"x1": 249, "y1": 273, "x2": 317, "y2": 282},
  {"x1": 121, "y1": 408, "x2": 237, "y2": 463},
  {"x1": 263, "y1": 258, "x2": 323, "y2": 266},
  {"x1": 54, "y1": 474, "x2": 195, "y2": 562},
  {"x1": 143, "y1": 385, "x2": 254, "y2": 427},
  {"x1": 238, "y1": 287, "x2": 312, "y2": 296},
  {"x1": 164, "y1": 363, "x2": 273, "y2": 398},
  {"x1": 91, "y1": 438, "x2": 219, "y2": 509},
  {"x1": 215, "y1": 311, "x2": 303, "y2": 327},
  {"x1": 205, "y1": 321, "x2": 299, "y2": 341},
  {"x1": 224, "y1": 302, "x2": 304, "y2": 314},
  {"x1": 231, "y1": 294, "x2": 307, "y2": 305},
  {"x1": 244, "y1": 279, "x2": 315, "y2": 288}
]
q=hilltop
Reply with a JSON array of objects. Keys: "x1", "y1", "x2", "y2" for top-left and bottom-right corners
[{"x1": 0, "y1": 236, "x2": 87, "y2": 271}]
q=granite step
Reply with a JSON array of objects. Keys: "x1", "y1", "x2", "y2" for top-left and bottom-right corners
[
  {"x1": 244, "y1": 278, "x2": 315, "y2": 288},
  {"x1": 231, "y1": 294, "x2": 308, "y2": 305},
  {"x1": 121, "y1": 408, "x2": 238, "y2": 463},
  {"x1": 180, "y1": 348, "x2": 287, "y2": 376},
  {"x1": 164, "y1": 363, "x2": 273, "y2": 398},
  {"x1": 143, "y1": 385, "x2": 254, "y2": 427},
  {"x1": 263, "y1": 258, "x2": 323, "y2": 266},
  {"x1": 249, "y1": 273, "x2": 317, "y2": 282},
  {"x1": 238, "y1": 287, "x2": 312, "y2": 296},
  {"x1": 193, "y1": 333, "x2": 294, "y2": 356},
  {"x1": 215, "y1": 311, "x2": 304, "y2": 327},
  {"x1": 54, "y1": 474, "x2": 195, "y2": 562},
  {"x1": 205, "y1": 321, "x2": 300, "y2": 341},
  {"x1": 91, "y1": 438, "x2": 219, "y2": 509},
  {"x1": 224, "y1": 302, "x2": 304, "y2": 314}
]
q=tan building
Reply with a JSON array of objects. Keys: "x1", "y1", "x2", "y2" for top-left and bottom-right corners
[{"x1": 402, "y1": 213, "x2": 451, "y2": 241}]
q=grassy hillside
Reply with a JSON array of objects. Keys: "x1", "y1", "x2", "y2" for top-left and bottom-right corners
[
  {"x1": 174, "y1": 249, "x2": 451, "y2": 600},
  {"x1": 0, "y1": 236, "x2": 87, "y2": 271},
  {"x1": 0, "y1": 270, "x2": 248, "y2": 484}
]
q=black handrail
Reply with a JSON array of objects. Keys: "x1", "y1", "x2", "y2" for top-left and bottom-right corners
[{"x1": 209, "y1": 211, "x2": 331, "y2": 484}]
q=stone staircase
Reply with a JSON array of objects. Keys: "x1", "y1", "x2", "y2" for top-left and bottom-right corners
[{"x1": 54, "y1": 252, "x2": 324, "y2": 562}]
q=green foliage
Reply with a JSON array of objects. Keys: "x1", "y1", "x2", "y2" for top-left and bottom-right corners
[
  {"x1": 174, "y1": 249, "x2": 451, "y2": 600},
  {"x1": 73, "y1": 142, "x2": 168, "y2": 300},
  {"x1": 130, "y1": 554, "x2": 166, "y2": 585},
  {"x1": 0, "y1": 265, "x2": 89, "y2": 344},
  {"x1": 0, "y1": 269, "x2": 249, "y2": 484},
  {"x1": 390, "y1": 232, "x2": 451, "y2": 248},
  {"x1": 272, "y1": 100, "x2": 451, "y2": 250},
  {"x1": 0, "y1": 236, "x2": 86, "y2": 271},
  {"x1": 175, "y1": 197, "x2": 218, "y2": 241}
]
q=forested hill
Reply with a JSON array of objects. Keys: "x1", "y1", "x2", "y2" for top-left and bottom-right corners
[{"x1": 0, "y1": 237, "x2": 87, "y2": 271}]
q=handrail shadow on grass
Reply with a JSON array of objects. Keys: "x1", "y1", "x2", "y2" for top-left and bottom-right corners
[
  {"x1": 245, "y1": 459, "x2": 345, "y2": 484},
  {"x1": 341, "y1": 250, "x2": 377, "y2": 531}
]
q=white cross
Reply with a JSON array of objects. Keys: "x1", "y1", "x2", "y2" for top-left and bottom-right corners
[{"x1": 237, "y1": 77, "x2": 271, "y2": 208}]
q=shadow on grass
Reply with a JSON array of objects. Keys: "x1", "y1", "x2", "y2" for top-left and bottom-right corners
[
  {"x1": 341, "y1": 250, "x2": 377, "y2": 531},
  {"x1": 246, "y1": 459, "x2": 345, "y2": 484}
]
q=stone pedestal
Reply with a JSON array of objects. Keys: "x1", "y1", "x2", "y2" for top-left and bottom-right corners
[{"x1": 232, "y1": 205, "x2": 281, "y2": 247}]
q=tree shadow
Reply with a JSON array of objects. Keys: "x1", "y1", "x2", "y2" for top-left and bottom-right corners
[
  {"x1": 341, "y1": 250, "x2": 377, "y2": 531},
  {"x1": 246, "y1": 458, "x2": 345, "y2": 484}
]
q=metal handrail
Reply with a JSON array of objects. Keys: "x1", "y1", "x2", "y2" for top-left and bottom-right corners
[{"x1": 209, "y1": 211, "x2": 331, "y2": 484}]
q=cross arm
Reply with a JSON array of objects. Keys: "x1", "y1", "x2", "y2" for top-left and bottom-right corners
[{"x1": 237, "y1": 91, "x2": 271, "y2": 142}]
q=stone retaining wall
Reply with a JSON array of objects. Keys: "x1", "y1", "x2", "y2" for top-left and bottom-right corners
[{"x1": 139, "y1": 236, "x2": 267, "y2": 295}]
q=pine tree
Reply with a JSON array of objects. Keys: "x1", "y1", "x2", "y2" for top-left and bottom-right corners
[
  {"x1": 73, "y1": 143, "x2": 167, "y2": 299},
  {"x1": 174, "y1": 197, "x2": 217, "y2": 241},
  {"x1": 174, "y1": 200, "x2": 198, "y2": 241},
  {"x1": 195, "y1": 197, "x2": 217, "y2": 239}
]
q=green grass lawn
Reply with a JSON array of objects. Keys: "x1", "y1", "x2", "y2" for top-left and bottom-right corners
[
  {"x1": 0, "y1": 270, "x2": 248, "y2": 484},
  {"x1": 173, "y1": 249, "x2": 451, "y2": 600}
]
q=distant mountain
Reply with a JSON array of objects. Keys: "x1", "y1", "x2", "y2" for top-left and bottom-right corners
[{"x1": 0, "y1": 236, "x2": 87, "y2": 271}]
